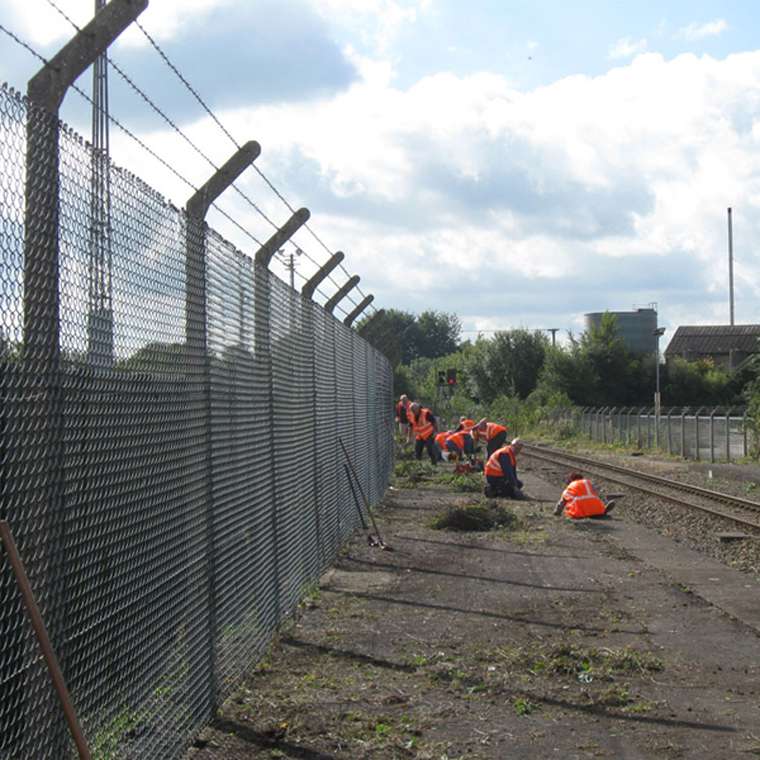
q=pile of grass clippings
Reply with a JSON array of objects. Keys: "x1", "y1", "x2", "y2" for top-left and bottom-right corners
[{"x1": 431, "y1": 502, "x2": 519, "y2": 532}]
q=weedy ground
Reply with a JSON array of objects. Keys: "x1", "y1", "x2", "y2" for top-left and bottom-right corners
[{"x1": 188, "y1": 462, "x2": 760, "y2": 759}]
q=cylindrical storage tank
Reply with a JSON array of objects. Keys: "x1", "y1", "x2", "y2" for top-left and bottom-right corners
[{"x1": 584, "y1": 309, "x2": 658, "y2": 355}]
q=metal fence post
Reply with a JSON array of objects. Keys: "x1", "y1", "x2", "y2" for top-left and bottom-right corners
[
  {"x1": 666, "y1": 408, "x2": 672, "y2": 455},
  {"x1": 19, "y1": 3, "x2": 147, "y2": 754},
  {"x1": 185, "y1": 140, "x2": 260, "y2": 715},
  {"x1": 743, "y1": 409, "x2": 748, "y2": 458},
  {"x1": 709, "y1": 408, "x2": 716, "y2": 463},
  {"x1": 695, "y1": 407, "x2": 703, "y2": 461},
  {"x1": 681, "y1": 407, "x2": 687, "y2": 458},
  {"x1": 725, "y1": 406, "x2": 732, "y2": 462}
]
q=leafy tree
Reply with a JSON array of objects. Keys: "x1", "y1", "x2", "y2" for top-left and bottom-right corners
[
  {"x1": 465, "y1": 329, "x2": 548, "y2": 403},
  {"x1": 357, "y1": 309, "x2": 417, "y2": 366},
  {"x1": 358, "y1": 308, "x2": 461, "y2": 366},
  {"x1": 415, "y1": 310, "x2": 461, "y2": 359}
]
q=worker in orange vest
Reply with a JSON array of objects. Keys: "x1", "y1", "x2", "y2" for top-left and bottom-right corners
[
  {"x1": 395, "y1": 394, "x2": 412, "y2": 440},
  {"x1": 554, "y1": 472, "x2": 615, "y2": 519},
  {"x1": 483, "y1": 438, "x2": 524, "y2": 498},
  {"x1": 408, "y1": 402, "x2": 438, "y2": 465},
  {"x1": 471, "y1": 418, "x2": 509, "y2": 457},
  {"x1": 444, "y1": 429, "x2": 474, "y2": 461},
  {"x1": 434, "y1": 430, "x2": 451, "y2": 462},
  {"x1": 455, "y1": 416, "x2": 476, "y2": 432}
]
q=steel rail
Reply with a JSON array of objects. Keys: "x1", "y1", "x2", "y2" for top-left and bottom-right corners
[{"x1": 523, "y1": 443, "x2": 760, "y2": 531}]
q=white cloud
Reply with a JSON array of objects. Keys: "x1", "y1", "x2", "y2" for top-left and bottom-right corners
[
  {"x1": 0, "y1": 0, "x2": 232, "y2": 49},
  {"x1": 204, "y1": 49, "x2": 760, "y2": 328},
  {"x1": 676, "y1": 19, "x2": 728, "y2": 42},
  {"x1": 608, "y1": 37, "x2": 648, "y2": 60},
  {"x1": 310, "y1": 0, "x2": 432, "y2": 53}
]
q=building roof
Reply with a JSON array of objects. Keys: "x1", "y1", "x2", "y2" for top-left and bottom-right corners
[{"x1": 665, "y1": 325, "x2": 760, "y2": 356}]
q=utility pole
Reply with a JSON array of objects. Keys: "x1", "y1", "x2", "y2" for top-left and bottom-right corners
[
  {"x1": 87, "y1": 0, "x2": 114, "y2": 367},
  {"x1": 276, "y1": 246, "x2": 303, "y2": 290},
  {"x1": 547, "y1": 328, "x2": 559, "y2": 347},
  {"x1": 728, "y1": 207, "x2": 735, "y2": 326}
]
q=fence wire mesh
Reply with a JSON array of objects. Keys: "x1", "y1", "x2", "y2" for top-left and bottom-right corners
[{"x1": 0, "y1": 85, "x2": 393, "y2": 759}]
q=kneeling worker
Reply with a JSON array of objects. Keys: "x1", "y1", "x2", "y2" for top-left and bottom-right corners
[
  {"x1": 554, "y1": 471, "x2": 615, "y2": 519},
  {"x1": 484, "y1": 438, "x2": 524, "y2": 498},
  {"x1": 409, "y1": 402, "x2": 438, "y2": 465}
]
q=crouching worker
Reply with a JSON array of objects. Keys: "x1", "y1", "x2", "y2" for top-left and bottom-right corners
[
  {"x1": 409, "y1": 402, "x2": 438, "y2": 465},
  {"x1": 554, "y1": 471, "x2": 615, "y2": 519},
  {"x1": 445, "y1": 429, "x2": 474, "y2": 461},
  {"x1": 483, "y1": 438, "x2": 524, "y2": 498}
]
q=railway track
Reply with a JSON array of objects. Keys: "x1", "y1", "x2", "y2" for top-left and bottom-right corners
[{"x1": 523, "y1": 443, "x2": 760, "y2": 532}]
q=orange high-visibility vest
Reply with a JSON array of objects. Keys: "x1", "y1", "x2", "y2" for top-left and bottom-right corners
[
  {"x1": 446, "y1": 430, "x2": 468, "y2": 451},
  {"x1": 459, "y1": 418, "x2": 475, "y2": 430},
  {"x1": 561, "y1": 479, "x2": 606, "y2": 519},
  {"x1": 410, "y1": 408, "x2": 435, "y2": 441},
  {"x1": 484, "y1": 445, "x2": 516, "y2": 477},
  {"x1": 474, "y1": 422, "x2": 507, "y2": 442},
  {"x1": 396, "y1": 400, "x2": 409, "y2": 419},
  {"x1": 434, "y1": 431, "x2": 449, "y2": 449}
]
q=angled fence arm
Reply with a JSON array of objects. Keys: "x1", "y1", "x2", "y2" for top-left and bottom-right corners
[
  {"x1": 344, "y1": 295, "x2": 374, "y2": 327},
  {"x1": 324, "y1": 275, "x2": 360, "y2": 314},
  {"x1": 255, "y1": 208, "x2": 310, "y2": 268},
  {"x1": 302, "y1": 251, "x2": 344, "y2": 299}
]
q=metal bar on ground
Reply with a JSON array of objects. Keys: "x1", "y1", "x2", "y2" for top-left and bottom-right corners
[
  {"x1": 338, "y1": 437, "x2": 384, "y2": 544},
  {"x1": 0, "y1": 521, "x2": 92, "y2": 760}
]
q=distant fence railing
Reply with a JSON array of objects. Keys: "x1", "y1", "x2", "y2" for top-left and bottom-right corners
[
  {"x1": 549, "y1": 406, "x2": 751, "y2": 462},
  {"x1": 0, "y1": 82, "x2": 393, "y2": 759}
]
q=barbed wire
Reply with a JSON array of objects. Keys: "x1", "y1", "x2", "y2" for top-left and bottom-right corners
[
  {"x1": 8, "y1": 5, "x2": 372, "y2": 316},
  {"x1": 132, "y1": 13, "x2": 373, "y2": 311},
  {"x1": 0, "y1": 17, "x2": 268, "y2": 254}
]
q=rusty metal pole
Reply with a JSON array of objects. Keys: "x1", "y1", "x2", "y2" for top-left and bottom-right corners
[{"x1": 0, "y1": 521, "x2": 91, "y2": 759}]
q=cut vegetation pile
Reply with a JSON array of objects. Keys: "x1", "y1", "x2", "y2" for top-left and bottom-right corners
[{"x1": 431, "y1": 501, "x2": 519, "y2": 532}]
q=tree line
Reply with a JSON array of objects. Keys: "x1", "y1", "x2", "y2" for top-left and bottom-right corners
[{"x1": 359, "y1": 309, "x2": 760, "y2": 448}]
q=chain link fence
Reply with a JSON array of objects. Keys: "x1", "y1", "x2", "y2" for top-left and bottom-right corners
[
  {"x1": 0, "y1": 85, "x2": 393, "y2": 759},
  {"x1": 550, "y1": 406, "x2": 751, "y2": 462}
]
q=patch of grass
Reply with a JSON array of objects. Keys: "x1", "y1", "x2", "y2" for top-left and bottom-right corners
[
  {"x1": 434, "y1": 472, "x2": 483, "y2": 493},
  {"x1": 596, "y1": 684, "x2": 632, "y2": 707},
  {"x1": 513, "y1": 696, "x2": 538, "y2": 716},
  {"x1": 492, "y1": 642, "x2": 663, "y2": 680},
  {"x1": 394, "y1": 460, "x2": 435, "y2": 484},
  {"x1": 431, "y1": 503, "x2": 519, "y2": 532}
]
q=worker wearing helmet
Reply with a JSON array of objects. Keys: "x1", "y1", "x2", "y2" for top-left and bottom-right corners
[
  {"x1": 408, "y1": 402, "x2": 438, "y2": 465},
  {"x1": 483, "y1": 438, "x2": 524, "y2": 498}
]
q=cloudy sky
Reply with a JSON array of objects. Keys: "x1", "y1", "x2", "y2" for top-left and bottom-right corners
[{"x1": 1, "y1": 0, "x2": 759, "y2": 341}]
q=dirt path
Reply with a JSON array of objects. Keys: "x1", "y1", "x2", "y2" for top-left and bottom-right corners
[{"x1": 189, "y1": 469, "x2": 760, "y2": 759}]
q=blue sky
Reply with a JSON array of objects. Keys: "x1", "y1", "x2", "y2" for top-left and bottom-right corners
[{"x1": 1, "y1": 0, "x2": 759, "y2": 343}]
